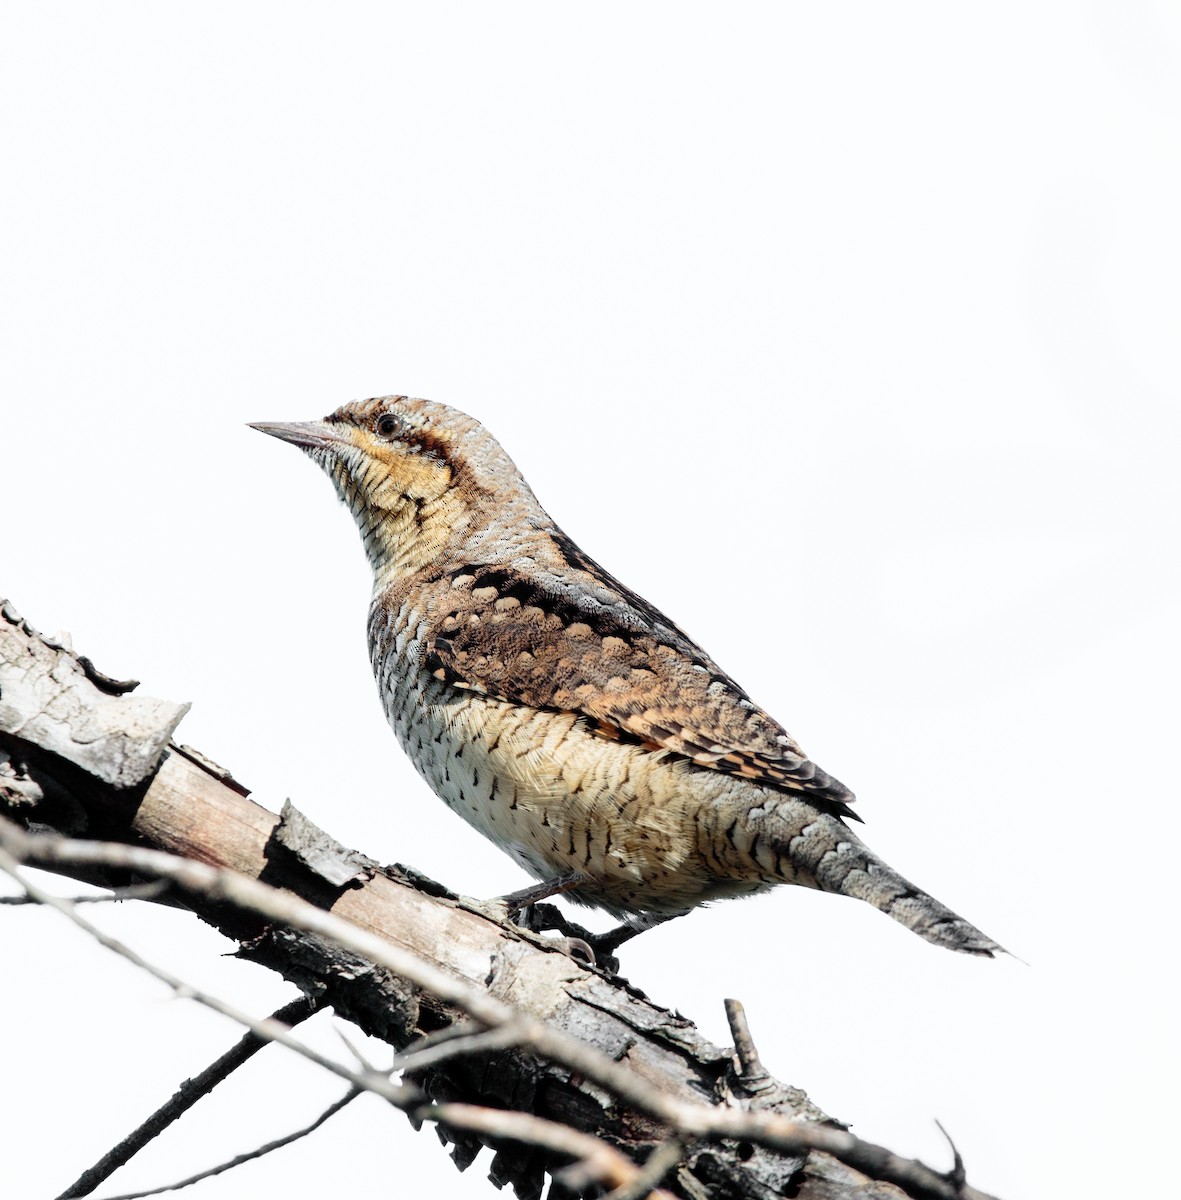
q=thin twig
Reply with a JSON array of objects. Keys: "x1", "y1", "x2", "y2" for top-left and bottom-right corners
[
  {"x1": 56, "y1": 993, "x2": 322, "y2": 1199},
  {"x1": 97, "y1": 1088, "x2": 359, "y2": 1200},
  {"x1": 332, "y1": 1023, "x2": 383, "y2": 1073},
  {"x1": 0, "y1": 844, "x2": 416, "y2": 1111},
  {"x1": 0, "y1": 824, "x2": 673, "y2": 1120},
  {"x1": 385, "y1": 1017, "x2": 482, "y2": 1059},
  {"x1": 1, "y1": 844, "x2": 664, "y2": 1197},
  {"x1": 392, "y1": 1019, "x2": 531, "y2": 1075},
  {"x1": 1, "y1": 880, "x2": 171, "y2": 905},
  {"x1": 935, "y1": 1120, "x2": 967, "y2": 1193},
  {"x1": 585, "y1": 1139, "x2": 684, "y2": 1200}
]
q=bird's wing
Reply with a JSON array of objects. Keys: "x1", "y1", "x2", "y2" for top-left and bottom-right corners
[{"x1": 424, "y1": 548, "x2": 857, "y2": 817}]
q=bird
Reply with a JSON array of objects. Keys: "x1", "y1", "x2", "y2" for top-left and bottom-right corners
[{"x1": 251, "y1": 395, "x2": 1002, "y2": 958}]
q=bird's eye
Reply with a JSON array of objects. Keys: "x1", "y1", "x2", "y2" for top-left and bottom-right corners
[{"x1": 375, "y1": 413, "x2": 400, "y2": 438}]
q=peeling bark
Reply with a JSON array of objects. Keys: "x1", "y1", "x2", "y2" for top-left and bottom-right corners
[
  {"x1": 0, "y1": 600, "x2": 990, "y2": 1200},
  {"x1": 0, "y1": 601, "x2": 188, "y2": 789}
]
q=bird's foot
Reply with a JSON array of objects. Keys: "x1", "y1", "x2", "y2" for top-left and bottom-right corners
[
  {"x1": 582, "y1": 913, "x2": 681, "y2": 967},
  {"x1": 496, "y1": 872, "x2": 585, "y2": 918},
  {"x1": 511, "y1": 906, "x2": 682, "y2": 974},
  {"x1": 461, "y1": 874, "x2": 598, "y2": 962},
  {"x1": 515, "y1": 903, "x2": 620, "y2": 973},
  {"x1": 469, "y1": 877, "x2": 683, "y2": 973}
]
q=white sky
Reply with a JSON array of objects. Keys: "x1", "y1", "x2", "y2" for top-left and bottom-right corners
[{"x1": 2, "y1": 4, "x2": 1178, "y2": 1199}]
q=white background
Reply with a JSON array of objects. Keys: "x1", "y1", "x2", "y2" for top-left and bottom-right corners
[{"x1": 2, "y1": 4, "x2": 1178, "y2": 1199}]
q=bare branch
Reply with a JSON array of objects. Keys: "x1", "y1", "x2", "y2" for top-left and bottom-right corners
[
  {"x1": 1, "y1": 839, "x2": 672, "y2": 1200},
  {"x1": 0, "y1": 840, "x2": 417, "y2": 1112},
  {"x1": 1, "y1": 819, "x2": 998, "y2": 1200},
  {"x1": 1, "y1": 603, "x2": 1004, "y2": 1200},
  {"x1": 936, "y1": 1120, "x2": 967, "y2": 1193},
  {"x1": 392, "y1": 1020, "x2": 533, "y2": 1076},
  {"x1": 56, "y1": 994, "x2": 322, "y2": 1199},
  {"x1": 2, "y1": 880, "x2": 172, "y2": 907},
  {"x1": 563, "y1": 1139, "x2": 684, "y2": 1200},
  {"x1": 97, "y1": 1089, "x2": 360, "y2": 1200},
  {"x1": 1, "y1": 836, "x2": 668, "y2": 1200},
  {"x1": 0, "y1": 820, "x2": 682, "y2": 1124}
]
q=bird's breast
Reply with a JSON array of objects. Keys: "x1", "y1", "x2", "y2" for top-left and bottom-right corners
[{"x1": 367, "y1": 593, "x2": 786, "y2": 915}]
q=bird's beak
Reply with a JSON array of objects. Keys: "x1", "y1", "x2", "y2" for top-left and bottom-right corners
[{"x1": 248, "y1": 420, "x2": 350, "y2": 451}]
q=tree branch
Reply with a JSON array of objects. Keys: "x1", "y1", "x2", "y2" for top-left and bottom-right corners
[
  {"x1": 95, "y1": 1089, "x2": 359, "y2": 1200},
  {"x1": 1, "y1": 598, "x2": 1000, "y2": 1200},
  {"x1": 56, "y1": 994, "x2": 323, "y2": 1199},
  {"x1": 1, "y1": 833, "x2": 674, "y2": 1199}
]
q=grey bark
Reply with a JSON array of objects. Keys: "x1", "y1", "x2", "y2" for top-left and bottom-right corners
[{"x1": 0, "y1": 598, "x2": 992, "y2": 1200}]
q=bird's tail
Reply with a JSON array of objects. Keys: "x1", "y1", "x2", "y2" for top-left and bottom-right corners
[{"x1": 774, "y1": 808, "x2": 1004, "y2": 956}]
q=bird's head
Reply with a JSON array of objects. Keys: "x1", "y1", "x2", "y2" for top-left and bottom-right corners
[{"x1": 252, "y1": 395, "x2": 545, "y2": 586}]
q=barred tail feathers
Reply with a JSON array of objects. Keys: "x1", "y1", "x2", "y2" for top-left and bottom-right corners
[{"x1": 777, "y1": 810, "x2": 1003, "y2": 957}]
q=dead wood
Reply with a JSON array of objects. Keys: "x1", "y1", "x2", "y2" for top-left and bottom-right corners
[{"x1": 0, "y1": 598, "x2": 998, "y2": 1200}]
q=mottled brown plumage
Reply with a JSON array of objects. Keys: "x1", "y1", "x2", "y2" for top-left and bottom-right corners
[
  {"x1": 426, "y1": 558, "x2": 857, "y2": 815},
  {"x1": 252, "y1": 395, "x2": 1003, "y2": 956}
]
